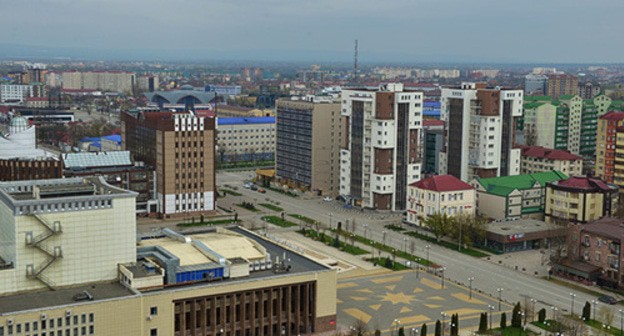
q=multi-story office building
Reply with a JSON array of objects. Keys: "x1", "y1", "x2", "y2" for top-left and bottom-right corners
[
  {"x1": 524, "y1": 74, "x2": 547, "y2": 95},
  {"x1": 579, "y1": 82, "x2": 601, "y2": 100},
  {"x1": 137, "y1": 75, "x2": 159, "y2": 92},
  {"x1": 546, "y1": 74, "x2": 578, "y2": 99},
  {"x1": 0, "y1": 84, "x2": 35, "y2": 103},
  {"x1": 518, "y1": 145, "x2": 583, "y2": 176},
  {"x1": 545, "y1": 176, "x2": 618, "y2": 225},
  {"x1": 596, "y1": 111, "x2": 624, "y2": 184},
  {"x1": 421, "y1": 119, "x2": 444, "y2": 174},
  {"x1": 340, "y1": 83, "x2": 422, "y2": 210},
  {"x1": 405, "y1": 174, "x2": 475, "y2": 226},
  {"x1": 439, "y1": 83, "x2": 523, "y2": 181},
  {"x1": 472, "y1": 171, "x2": 568, "y2": 220},
  {"x1": 0, "y1": 178, "x2": 337, "y2": 336},
  {"x1": 275, "y1": 97, "x2": 341, "y2": 196},
  {"x1": 216, "y1": 116, "x2": 276, "y2": 163},
  {"x1": 121, "y1": 110, "x2": 216, "y2": 218}
]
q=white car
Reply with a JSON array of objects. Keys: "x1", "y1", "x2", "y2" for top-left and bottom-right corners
[
  {"x1": 243, "y1": 183, "x2": 252, "y2": 189},
  {"x1": 323, "y1": 197, "x2": 333, "y2": 202}
]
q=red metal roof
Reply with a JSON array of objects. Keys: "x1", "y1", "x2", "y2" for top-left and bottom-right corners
[
  {"x1": 517, "y1": 145, "x2": 582, "y2": 161},
  {"x1": 423, "y1": 119, "x2": 444, "y2": 127},
  {"x1": 555, "y1": 176, "x2": 613, "y2": 191},
  {"x1": 410, "y1": 175, "x2": 474, "y2": 192},
  {"x1": 599, "y1": 111, "x2": 624, "y2": 121}
]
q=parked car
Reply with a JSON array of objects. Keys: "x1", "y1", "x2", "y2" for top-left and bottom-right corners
[
  {"x1": 250, "y1": 185, "x2": 258, "y2": 191},
  {"x1": 323, "y1": 197, "x2": 332, "y2": 202},
  {"x1": 257, "y1": 188, "x2": 266, "y2": 193},
  {"x1": 243, "y1": 183, "x2": 252, "y2": 189},
  {"x1": 598, "y1": 295, "x2": 618, "y2": 305}
]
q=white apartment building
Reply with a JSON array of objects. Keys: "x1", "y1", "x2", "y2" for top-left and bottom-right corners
[
  {"x1": 340, "y1": 83, "x2": 422, "y2": 211},
  {"x1": 406, "y1": 175, "x2": 475, "y2": 226},
  {"x1": 216, "y1": 116, "x2": 276, "y2": 163},
  {"x1": 0, "y1": 84, "x2": 34, "y2": 103},
  {"x1": 439, "y1": 82, "x2": 523, "y2": 181}
]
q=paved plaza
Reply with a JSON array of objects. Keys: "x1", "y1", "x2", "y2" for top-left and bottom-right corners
[{"x1": 338, "y1": 270, "x2": 513, "y2": 335}]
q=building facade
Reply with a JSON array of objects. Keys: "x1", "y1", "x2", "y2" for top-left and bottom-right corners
[
  {"x1": 275, "y1": 98, "x2": 341, "y2": 196},
  {"x1": 596, "y1": 111, "x2": 624, "y2": 183},
  {"x1": 60, "y1": 71, "x2": 136, "y2": 93},
  {"x1": 546, "y1": 74, "x2": 578, "y2": 99},
  {"x1": 545, "y1": 176, "x2": 618, "y2": 225},
  {"x1": 518, "y1": 145, "x2": 583, "y2": 176},
  {"x1": 421, "y1": 119, "x2": 444, "y2": 175},
  {"x1": 439, "y1": 83, "x2": 523, "y2": 181},
  {"x1": 121, "y1": 110, "x2": 216, "y2": 218},
  {"x1": 471, "y1": 171, "x2": 568, "y2": 220},
  {"x1": 216, "y1": 117, "x2": 275, "y2": 164},
  {"x1": 0, "y1": 84, "x2": 36, "y2": 103},
  {"x1": 564, "y1": 217, "x2": 624, "y2": 288},
  {"x1": 340, "y1": 83, "x2": 422, "y2": 210},
  {"x1": 405, "y1": 175, "x2": 475, "y2": 226}
]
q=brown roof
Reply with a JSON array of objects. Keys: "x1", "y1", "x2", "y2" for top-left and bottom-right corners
[
  {"x1": 410, "y1": 175, "x2": 474, "y2": 192},
  {"x1": 517, "y1": 145, "x2": 582, "y2": 161},
  {"x1": 582, "y1": 217, "x2": 624, "y2": 240}
]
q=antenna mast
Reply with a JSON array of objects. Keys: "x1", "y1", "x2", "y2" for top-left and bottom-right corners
[{"x1": 353, "y1": 39, "x2": 359, "y2": 83}]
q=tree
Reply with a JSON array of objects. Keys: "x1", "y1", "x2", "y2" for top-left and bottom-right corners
[
  {"x1": 398, "y1": 327, "x2": 405, "y2": 336},
  {"x1": 598, "y1": 306, "x2": 614, "y2": 327},
  {"x1": 538, "y1": 308, "x2": 546, "y2": 323},
  {"x1": 450, "y1": 314, "x2": 459, "y2": 336},
  {"x1": 511, "y1": 302, "x2": 522, "y2": 328},
  {"x1": 500, "y1": 312, "x2": 507, "y2": 329},
  {"x1": 434, "y1": 320, "x2": 441, "y2": 336},
  {"x1": 350, "y1": 319, "x2": 369, "y2": 336},
  {"x1": 582, "y1": 301, "x2": 591, "y2": 321},
  {"x1": 479, "y1": 313, "x2": 488, "y2": 333},
  {"x1": 423, "y1": 212, "x2": 452, "y2": 242},
  {"x1": 421, "y1": 323, "x2": 427, "y2": 336}
]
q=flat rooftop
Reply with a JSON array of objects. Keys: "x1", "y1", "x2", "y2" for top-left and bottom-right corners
[
  {"x1": 0, "y1": 282, "x2": 134, "y2": 314},
  {"x1": 486, "y1": 219, "x2": 560, "y2": 235},
  {"x1": 0, "y1": 176, "x2": 133, "y2": 202}
]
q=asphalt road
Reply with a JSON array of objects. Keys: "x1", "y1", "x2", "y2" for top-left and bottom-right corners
[{"x1": 217, "y1": 170, "x2": 617, "y2": 321}]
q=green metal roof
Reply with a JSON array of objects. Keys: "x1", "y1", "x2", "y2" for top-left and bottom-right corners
[
  {"x1": 522, "y1": 206, "x2": 543, "y2": 214},
  {"x1": 475, "y1": 171, "x2": 568, "y2": 197},
  {"x1": 525, "y1": 96, "x2": 552, "y2": 101},
  {"x1": 524, "y1": 102, "x2": 545, "y2": 109},
  {"x1": 559, "y1": 95, "x2": 575, "y2": 100}
]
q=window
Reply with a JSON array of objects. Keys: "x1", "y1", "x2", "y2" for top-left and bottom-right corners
[{"x1": 150, "y1": 329, "x2": 158, "y2": 336}]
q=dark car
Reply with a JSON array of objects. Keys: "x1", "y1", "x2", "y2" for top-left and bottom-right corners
[{"x1": 598, "y1": 295, "x2": 618, "y2": 305}]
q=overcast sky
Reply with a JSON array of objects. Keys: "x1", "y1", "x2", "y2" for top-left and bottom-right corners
[{"x1": 1, "y1": 0, "x2": 623, "y2": 63}]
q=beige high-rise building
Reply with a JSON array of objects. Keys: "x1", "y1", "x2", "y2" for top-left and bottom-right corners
[
  {"x1": 121, "y1": 110, "x2": 216, "y2": 218},
  {"x1": 275, "y1": 97, "x2": 341, "y2": 196},
  {"x1": 60, "y1": 71, "x2": 136, "y2": 93},
  {"x1": 546, "y1": 74, "x2": 578, "y2": 99}
]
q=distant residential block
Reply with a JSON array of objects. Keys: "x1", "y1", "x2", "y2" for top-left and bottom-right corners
[{"x1": 596, "y1": 111, "x2": 624, "y2": 183}]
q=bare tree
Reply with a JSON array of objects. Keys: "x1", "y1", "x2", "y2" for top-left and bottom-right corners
[
  {"x1": 350, "y1": 318, "x2": 370, "y2": 336},
  {"x1": 599, "y1": 306, "x2": 614, "y2": 327}
]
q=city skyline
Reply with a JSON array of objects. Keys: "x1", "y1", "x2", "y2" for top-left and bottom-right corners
[{"x1": 1, "y1": 0, "x2": 624, "y2": 63}]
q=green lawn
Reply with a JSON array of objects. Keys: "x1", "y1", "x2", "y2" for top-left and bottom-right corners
[
  {"x1": 385, "y1": 224, "x2": 406, "y2": 232},
  {"x1": 479, "y1": 327, "x2": 533, "y2": 336},
  {"x1": 288, "y1": 214, "x2": 316, "y2": 225},
  {"x1": 235, "y1": 203, "x2": 260, "y2": 212},
  {"x1": 298, "y1": 229, "x2": 368, "y2": 256},
  {"x1": 531, "y1": 320, "x2": 565, "y2": 333},
  {"x1": 403, "y1": 231, "x2": 490, "y2": 258},
  {"x1": 221, "y1": 189, "x2": 242, "y2": 196},
  {"x1": 367, "y1": 257, "x2": 409, "y2": 271},
  {"x1": 585, "y1": 319, "x2": 622, "y2": 335},
  {"x1": 258, "y1": 203, "x2": 284, "y2": 212},
  {"x1": 177, "y1": 219, "x2": 238, "y2": 227},
  {"x1": 350, "y1": 232, "x2": 434, "y2": 267},
  {"x1": 262, "y1": 216, "x2": 298, "y2": 228},
  {"x1": 267, "y1": 187, "x2": 299, "y2": 197}
]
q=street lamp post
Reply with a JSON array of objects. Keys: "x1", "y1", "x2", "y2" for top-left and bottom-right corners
[
  {"x1": 592, "y1": 300, "x2": 597, "y2": 321},
  {"x1": 570, "y1": 293, "x2": 576, "y2": 315},
  {"x1": 441, "y1": 313, "x2": 448, "y2": 336},
  {"x1": 488, "y1": 305, "x2": 495, "y2": 331},
  {"x1": 403, "y1": 237, "x2": 408, "y2": 254},
  {"x1": 415, "y1": 257, "x2": 420, "y2": 278},
  {"x1": 364, "y1": 224, "x2": 369, "y2": 239},
  {"x1": 329, "y1": 212, "x2": 333, "y2": 230},
  {"x1": 497, "y1": 288, "x2": 504, "y2": 311},
  {"x1": 619, "y1": 309, "x2": 623, "y2": 336},
  {"x1": 383, "y1": 230, "x2": 388, "y2": 247},
  {"x1": 468, "y1": 277, "x2": 475, "y2": 299},
  {"x1": 551, "y1": 306, "x2": 558, "y2": 321},
  {"x1": 392, "y1": 319, "x2": 401, "y2": 336},
  {"x1": 530, "y1": 298, "x2": 537, "y2": 322},
  {"x1": 441, "y1": 267, "x2": 447, "y2": 289},
  {"x1": 425, "y1": 245, "x2": 431, "y2": 270}
]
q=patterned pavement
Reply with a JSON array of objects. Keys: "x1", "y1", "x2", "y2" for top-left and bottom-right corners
[{"x1": 338, "y1": 270, "x2": 513, "y2": 335}]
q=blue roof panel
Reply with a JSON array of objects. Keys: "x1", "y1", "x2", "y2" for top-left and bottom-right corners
[{"x1": 217, "y1": 117, "x2": 275, "y2": 126}]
